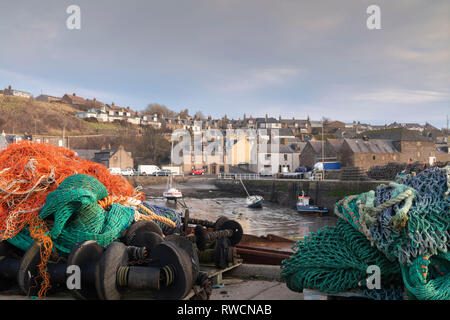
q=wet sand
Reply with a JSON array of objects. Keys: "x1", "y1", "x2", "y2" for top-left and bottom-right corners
[{"x1": 143, "y1": 182, "x2": 337, "y2": 238}]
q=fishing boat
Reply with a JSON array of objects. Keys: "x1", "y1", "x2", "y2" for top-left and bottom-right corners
[
  {"x1": 163, "y1": 140, "x2": 182, "y2": 201},
  {"x1": 296, "y1": 191, "x2": 328, "y2": 215},
  {"x1": 240, "y1": 178, "x2": 263, "y2": 208}
]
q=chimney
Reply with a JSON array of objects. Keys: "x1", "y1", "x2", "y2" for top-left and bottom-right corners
[
  {"x1": 265, "y1": 114, "x2": 268, "y2": 122},
  {"x1": 243, "y1": 113, "x2": 246, "y2": 121},
  {"x1": 279, "y1": 115, "x2": 282, "y2": 122},
  {"x1": 8, "y1": 85, "x2": 11, "y2": 90},
  {"x1": 73, "y1": 93, "x2": 76, "y2": 96},
  {"x1": 101, "y1": 145, "x2": 106, "y2": 150},
  {"x1": 363, "y1": 135, "x2": 369, "y2": 141},
  {"x1": 108, "y1": 144, "x2": 111, "y2": 149},
  {"x1": 93, "y1": 98, "x2": 96, "y2": 102}
]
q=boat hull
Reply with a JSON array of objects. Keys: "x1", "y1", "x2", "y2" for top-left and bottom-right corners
[
  {"x1": 296, "y1": 205, "x2": 328, "y2": 215},
  {"x1": 247, "y1": 199, "x2": 263, "y2": 208},
  {"x1": 163, "y1": 192, "x2": 183, "y2": 200}
]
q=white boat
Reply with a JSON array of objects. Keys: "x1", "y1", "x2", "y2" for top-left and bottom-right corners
[
  {"x1": 163, "y1": 186, "x2": 183, "y2": 200},
  {"x1": 240, "y1": 179, "x2": 263, "y2": 208},
  {"x1": 246, "y1": 195, "x2": 264, "y2": 208}
]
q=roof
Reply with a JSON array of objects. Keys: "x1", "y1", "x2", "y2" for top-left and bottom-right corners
[
  {"x1": 255, "y1": 117, "x2": 279, "y2": 124},
  {"x1": 359, "y1": 128, "x2": 431, "y2": 142},
  {"x1": 327, "y1": 139, "x2": 345, "y2": 152},
  {"x1": 280, "y1": 119, "x2": 309, "y2": 126},
  {"x1": 262, "y1": 128, "x2": 295, "y2": 137},
  {"x1": 308, "y1": 141, "x2": 323, "y2": 154},
  {"x1": 64, "y1": 94, "x2": 87, "y2": 103},
  {"x1": 344, "y1": 139, "x2": 399, "y2": 154},
  {"x1": 258, "y1": 144, "x2": 294, "y2": 153},
  {"x1": 74, "y1": 149, "x2": 100, "y2": 161}
]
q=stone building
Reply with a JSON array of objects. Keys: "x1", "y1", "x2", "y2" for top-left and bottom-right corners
[
  {"x1": 339, "y1": 138, "x2": 400, "y2": 170},
  {"x1": 298, "y1": 140, "x2": 338, "y2": 168},
  {"x1": 360, "y1": 128, "x2": 436, "y2": 164},
  {"x1": 92, "y1": 145, "x2": 134, "y2": 170}
]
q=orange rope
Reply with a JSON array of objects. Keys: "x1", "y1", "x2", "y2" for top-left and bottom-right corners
[
  {"x1": 137, "y1": 204, "x2": 176, "y2": 228},
  {"x1": 28, "y1": 216, "x2": 53, "y2": 298},
  {"x1": 0, "y1": 141, "x2": 145, "y2": 298}
]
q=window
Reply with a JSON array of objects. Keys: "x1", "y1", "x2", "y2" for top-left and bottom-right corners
[
  {"x1": 265, "y1": 154, "x2": 271, "y2": 160},
  {"x1": 372, "y1": 155, "x2": 376, "y2": 160},
  {"x1": 284, "y1": 154, "x2": 288, "y2": 161}
]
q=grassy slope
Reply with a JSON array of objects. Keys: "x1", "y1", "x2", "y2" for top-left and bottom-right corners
[{"x1": 0, "y1": 95, "x2": 127, "y2": 136}]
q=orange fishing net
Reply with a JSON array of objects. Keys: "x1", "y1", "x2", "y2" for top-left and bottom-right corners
[
  {"x1": 0, "y1": 140, "x2": 144, "y2": 297},
  {"x1": 0, "y1": 140, "x2": 143, "y2": 241}
]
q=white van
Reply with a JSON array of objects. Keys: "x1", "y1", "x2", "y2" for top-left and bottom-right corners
[
  {"x1": 108, "y1": 167, "x2": 122, "y2": 175},
  {"x1": 137, "y1": 165, "x2": 160, "y2": 176}
]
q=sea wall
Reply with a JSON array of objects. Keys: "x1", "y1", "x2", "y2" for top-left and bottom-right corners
[
  {"x1": 213, "y1": 179, "x2": 389, "y2": 210},
  {"x1": 124, "y1": 175, "x2": 390, "y2": 210}
]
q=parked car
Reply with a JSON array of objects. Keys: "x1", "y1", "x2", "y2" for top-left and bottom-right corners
[
  {"x1": 153, "y1": 169, "x2": 172, "y2": 176},
  {"x1": 121, "y1": 168, "x2": 135, "y2": 176},
  {"x1": 190, "y1": 169, "x2": 205, "y2": 175},
  {"x1": 295, "y1": 166, "x2": 312, "y2": 173},
  {"x1": 259, "y1": 169, "x2": 273, "y2": 177}
]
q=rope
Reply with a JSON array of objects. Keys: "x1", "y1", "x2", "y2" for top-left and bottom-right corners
[
  {"x1": 136, "y1": 204, "x2": 176, "y2": 228},
  {"x1": 281, "y1": 166, "x2": 449, "y2": 300}
]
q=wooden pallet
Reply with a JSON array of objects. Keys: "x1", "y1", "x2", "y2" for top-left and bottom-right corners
[
  {"x1": 200, "y1": 259, "x2": 243, "y2": 285},
  {"x1": 183, "y1": 260, "x2": 243, "y2": 300}
]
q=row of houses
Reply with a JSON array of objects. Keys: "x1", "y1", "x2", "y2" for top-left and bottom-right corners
[{"x1": 177, "y1": 127, "x2": 450, "y2": 174}]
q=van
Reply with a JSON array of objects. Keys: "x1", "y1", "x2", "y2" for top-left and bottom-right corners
[
  {"x1": 108, "y1": 167, "x2": 122, "y2": 175},
  {"x1": 137, "y1": 165, "x2": 160, "y2": 176}
]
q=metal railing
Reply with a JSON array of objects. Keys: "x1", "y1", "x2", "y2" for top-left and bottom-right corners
[{"x1": 217, "y1": 173, "x2": 261, "y2": 180}]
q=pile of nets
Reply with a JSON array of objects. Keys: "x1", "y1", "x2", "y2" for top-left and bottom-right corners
[
  {"x1": 8, "y1": 174, "x2": 135, "y2": 255},
  {"x1": 281, "y1": 166, "x2": 449, "y2": 300},
  {"x1": 139, "y1": 202, "x2": 183, "y2": 234},
  {"x1": 0, "y1": 141, "x2": 179, "y2": 298}
]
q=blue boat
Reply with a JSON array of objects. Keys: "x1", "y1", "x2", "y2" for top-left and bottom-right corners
[
  {"x1": 246, "y1": 195, "x2": 264, "y2": 208},
  {"x1": 240, "y1": 178, "x2": 263, "y2": 208},
  {"x1": 296, "y1": 192, "x2": 328, "y2": 216}
]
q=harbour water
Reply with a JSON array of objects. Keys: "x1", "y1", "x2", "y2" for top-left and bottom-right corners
[{"x1": 146, "y1": 196, "x2": 337, "y2": 239}]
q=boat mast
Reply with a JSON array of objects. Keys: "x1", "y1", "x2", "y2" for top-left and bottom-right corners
[
  {"x1": 239, "y1": 178, "x2": 250, "y2": 197},
  {"x1": 168, "y1": 139, "x2": 174, "y2": 187}
]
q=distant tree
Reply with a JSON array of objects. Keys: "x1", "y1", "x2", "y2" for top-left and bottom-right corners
[
  {"x1": 178, "y1": 108, "x2": 190, "y2": 119},
  {"x1": 194, "y1": 111, "x2": 205, "y2": 120},
  {"x1": 144, "y1": 103, "x2": 177, "y2": 118}
]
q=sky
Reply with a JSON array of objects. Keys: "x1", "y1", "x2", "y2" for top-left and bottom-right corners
[{"x1": 0, "y1": 0, "x2": 448, "y2": 128}]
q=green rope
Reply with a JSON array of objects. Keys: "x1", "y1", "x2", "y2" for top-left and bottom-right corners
[
  {"x1": 7, "y1": 174, "x2": 135, "y2": 256},
  {"x1": 281, "y1": 167, "x2": 449, "y2": 300}
]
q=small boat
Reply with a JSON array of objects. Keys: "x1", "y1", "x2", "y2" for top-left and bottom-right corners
[
  {"x1": 296, "y1": 192, "x2": 328, "y2": 215},
  {"x1": 240, "y1": 178, "x2": 263, "y2": 208},
  {"x1": 163, "y1": 186, "x2": 183, "y2": 201},
  {"x1": 246, "y1": 195, "x2": 264, "y2": 208}
]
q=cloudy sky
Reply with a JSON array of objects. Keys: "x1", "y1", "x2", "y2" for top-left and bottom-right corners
[{"x1": 0, "y1": 0, "x2": 448, "y2": 127}]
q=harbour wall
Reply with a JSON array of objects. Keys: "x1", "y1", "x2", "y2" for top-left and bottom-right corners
[
  {"x1": 124, "y1": 175, "x2": 390, "y2": 210},
  {"x1": 212, "y1": 179, "x2": 389, "y2": 210}
]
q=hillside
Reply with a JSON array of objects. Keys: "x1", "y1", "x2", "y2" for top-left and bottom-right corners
[{"x1": 0, "y1": 95, "x2": 128, "y2": 136}]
